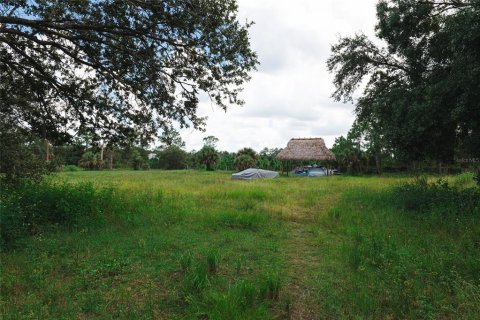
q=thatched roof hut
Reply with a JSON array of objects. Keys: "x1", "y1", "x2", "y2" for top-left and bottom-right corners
[{"x1": 276, "y1": 138, "x2": 336, "y2": 161}]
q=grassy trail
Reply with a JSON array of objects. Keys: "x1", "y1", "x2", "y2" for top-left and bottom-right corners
[
  {"x1": 282, "y1": 192, "x2": 340, "y2": 319},
  {"x1": 283, "y1": 221, "x2": 321, "y2": 319}
]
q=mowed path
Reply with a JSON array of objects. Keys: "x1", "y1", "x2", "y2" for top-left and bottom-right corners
[{"x1": 277, "y1": 191, "x2": 341, "y2": 319}]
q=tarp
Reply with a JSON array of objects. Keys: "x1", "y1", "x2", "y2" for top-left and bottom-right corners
[
  {"x1": 231, "y1": 168, "x2": 279, "y2": 180},
  {"x1": 307, "y1": 168, "x2": 327, "y2": 177}
]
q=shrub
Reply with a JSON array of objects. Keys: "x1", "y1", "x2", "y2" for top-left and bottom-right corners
[
  {"x1": 475, "y1": 168, "x2": 480, "y2": 186},
  {"x1": 156, "y1": 145, "x2": 187, "y2": 170},
  {"x1": 392, "y1": 176, "x2": 480, "y2": 215},
  {"x1": 132, "y1": 155, "x2": 144, "y2": 170},
  {"x1": 453, "y1": 172, "x2": 474, "y2": 187},
  {"x1": 63, "y1": 164, "x2": 82, "y2": 172},
  {"x1": 0, "y1": 181, "x2": 114, "y2": 248},
  {"x1": 78, "y1": 151, "x2": 104, "y2": 170}
]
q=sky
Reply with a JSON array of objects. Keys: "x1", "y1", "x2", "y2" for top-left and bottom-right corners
[{"x1": 179, "y1": 0, "x2": 379, "y2": 152}]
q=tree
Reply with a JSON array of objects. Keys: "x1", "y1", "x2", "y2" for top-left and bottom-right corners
[
  {"x1": 131, "y1": 150, "x2": 149, "y2": 171},
  {"x1": 0, "y1": 119, "x2": 49, "y2": 182},
  {"x1": 258, "y1": 148, "x2": 282, "y2": 170},
  {"x1": 328, "y1": 0, "x2": 480, "y2": 165},
  {"x1": 0, "y1": 0, "x2": 258, "y2": 180},
  {"x1": 78, "y1": 151, "x2": 103, "y2": 170},
  {"x1": 234, "y1": 154, "x2": 256, "y2": 171},
  {"x1": 197, "y1": 146, "x2": 219, "y2": 171},
  {"x1": 234, "y1": 147, "x2": 257, "y2": 171},
  {"x1": 203, "y1": 136, "x2": 220, "y2": 148},
  {"x1": 236, "y1": 148, "x2": 257, "y2": 160},
  {"x1": 331, "y1": 134, "x2": 364, "y2": 174},
  {"x1": 159, "y1": 128, "x2": 186, "y2": 149},
  {"x1": 157, "y1": 145, "x2": 188, "y2": 170},
  {"x1": 217, "y1": 151, "x2": 236, "y2": 170}
]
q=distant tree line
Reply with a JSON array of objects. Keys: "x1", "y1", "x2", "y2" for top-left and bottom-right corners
[{"x1": 17, "y1": 131, "x2": 283, "y2": 173}]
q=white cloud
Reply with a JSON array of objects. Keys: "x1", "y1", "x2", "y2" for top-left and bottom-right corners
[{"x1": 181, "y1": 0, "x2": 378, "y2": 152}]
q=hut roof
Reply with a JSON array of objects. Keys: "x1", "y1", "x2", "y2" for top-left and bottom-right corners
[{"x1": 276, "y1": 138, "x2": 336, "y2": 161}]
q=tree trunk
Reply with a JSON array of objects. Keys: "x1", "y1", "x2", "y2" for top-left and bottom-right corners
[
  {"x1": 44, "y1": 138, "x2": 50, "y2": 161},
  {"x1": 108, "y1": 148, "x2": 113, "y2": 170},
  {"x1": 375, "y1": 150, "x2": 382, "y2": 175}
]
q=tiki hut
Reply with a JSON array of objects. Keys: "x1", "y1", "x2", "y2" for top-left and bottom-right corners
[{"x1": 276, "y1": 138, "x2": 336, "y2": 174}]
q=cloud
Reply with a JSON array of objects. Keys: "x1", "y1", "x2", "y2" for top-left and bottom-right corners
[{"x1": 181, "y1": 0, "x2": 378, "y2": 152}]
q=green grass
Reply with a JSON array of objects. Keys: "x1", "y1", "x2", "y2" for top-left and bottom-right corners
[{"x1": 1, "y1": 170, "x2": 479, "y2": 319}]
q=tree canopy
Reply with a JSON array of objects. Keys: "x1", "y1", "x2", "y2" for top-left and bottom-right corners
[
  {"x1": 328, "y1": 0, "x2": 480, "y2": 163},
  {"x1": 0, "y1": 0, "x2": 258, "y2": 148}
]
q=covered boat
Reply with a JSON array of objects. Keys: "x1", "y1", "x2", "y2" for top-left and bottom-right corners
[{"x1": 231, "y1": 168, "x2": 279, "y2": 180}]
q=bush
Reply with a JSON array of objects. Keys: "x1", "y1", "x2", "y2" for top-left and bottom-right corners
[
  {"x1": 63, "y1": 165, "x2": 82, "y2": 172},
  {"x1": 0, "y1": 181, "x2": 114, "y2": 248},
  {"x1": 156, "y1": 146, "x2": 187, "y2": 169},
  {"x1": 78, "y1": 151, "x2": 104, "y2": 170},
  {"x1": 475, "y1": 168, "x2": 480, "y2": 186},
  {"x1": 393, "y1": 176, "x2": 480, "y2": 215}
]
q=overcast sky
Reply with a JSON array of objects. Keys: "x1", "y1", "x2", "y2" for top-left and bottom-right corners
[{"x1": 180, "y1": 0, "x2": 379, "y2": 152}]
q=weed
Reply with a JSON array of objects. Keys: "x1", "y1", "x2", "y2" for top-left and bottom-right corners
[
  {"x1": 183, "y1": 261, "x2": 210, "y2": 293},
  {"x1": 206, "y1": 250, "x2": 220, "y2": 275},
  {"x1": 453, "y1": 172, "x2": 475, "y2": 187},
  {"x1": 258, "y1": 273, "x2": 281, "y2": 300},
  {"x1": 179, "y1": 252, "x2": 193, "y2": 272}
]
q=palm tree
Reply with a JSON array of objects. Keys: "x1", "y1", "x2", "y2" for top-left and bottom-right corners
[{"x1": 197, "y1": 146, "x2": 219, "y2": 171}]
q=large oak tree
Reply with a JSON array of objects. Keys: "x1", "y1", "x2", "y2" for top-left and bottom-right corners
[
  {"x1": 328, "y1": 0, "x2": 480, "y2": 164},
  {"x1": 0, "y1": 0, "x2": 258, "y2": 178}
]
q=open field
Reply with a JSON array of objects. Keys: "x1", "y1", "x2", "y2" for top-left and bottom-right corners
[{"x1": 1, "y1": 171, "x2": 479, "y2": 319}]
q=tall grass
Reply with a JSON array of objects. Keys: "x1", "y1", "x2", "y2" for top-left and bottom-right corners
[
  {"x1": 393, "y1": 176, "x2": 480, "y2": 215},
  {"x1": 315, "y1": 176, "x2": 480, "y2": 319},
  {"x1": 1, "y1": 170, "x2": 479, "y2": 319},
  {"x1": 0, "y1": 181, "x2": 115, "y2": 247}
]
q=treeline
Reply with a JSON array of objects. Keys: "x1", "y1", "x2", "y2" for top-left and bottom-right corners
[
  {"x1": 331, "y1": 121, "x2": 479, "y2": 175},
  {"x1": 4, "y1": 128, "x2": 477, "y2": 178},
  {"x1": 16, "y1": 134, "x2": 283, "y2": 173}
]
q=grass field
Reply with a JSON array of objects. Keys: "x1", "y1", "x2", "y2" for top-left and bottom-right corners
[{"x1": 1, "y1": 170, "x2": 479, "y2": 319}]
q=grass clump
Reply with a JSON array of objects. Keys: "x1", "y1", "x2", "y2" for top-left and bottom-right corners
[
  {"x1": 213, "y1": 211, "x2": 269, "y2": 230},
  {"x1": 0, "y1": 180, "x2": 114, "y2": 248},
  {"x1": 176, "y1": 250, "x2": 282, "y2": 319},
  {"x1": 179, "y1": 250, "x2": 220, "y2": 296},
  {"x1": 186, "y1": 276, "x2": 281, "y2": 319}
]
